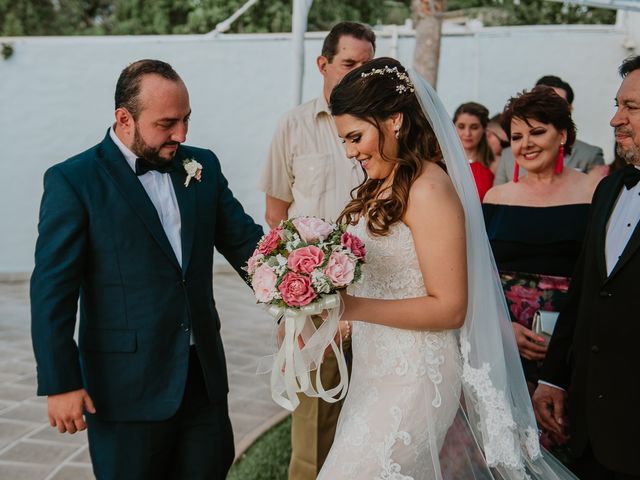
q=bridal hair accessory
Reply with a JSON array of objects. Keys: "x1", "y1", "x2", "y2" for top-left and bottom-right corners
[
  {"x1": 247, "y1": 217, "x2": 366, "y2": 411},
  {"x1": 182, "y1": 158, "x2": 202, "y2": 187},
  {"x1": 361, "y1": 65, "x2": 415, "y2": 94}
]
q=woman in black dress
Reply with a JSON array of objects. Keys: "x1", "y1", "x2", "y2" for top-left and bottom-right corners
[{"x1": 483, "y1": 87, "x2": 596, "y2": 396}]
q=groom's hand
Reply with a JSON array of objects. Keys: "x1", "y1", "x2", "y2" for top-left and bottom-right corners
[
  {"x1": 48, "y1": 388, "x2": 96, "y2": 434},
  {"x1": 532, "y1": 384, "x2": 567, "y2": 442}
]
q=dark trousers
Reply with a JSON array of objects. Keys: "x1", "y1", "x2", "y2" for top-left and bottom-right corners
[
  {"x1": 87, "y1": 347, "x2": 234, "y2": 480},
  {"x1": 571, "y1": 445, "x2": 640, "y2": 480}
]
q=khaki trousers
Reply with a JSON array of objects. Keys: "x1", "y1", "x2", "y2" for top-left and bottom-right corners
[{"x1": 288, "y1": 342, "x2": 349, "y2": 480}]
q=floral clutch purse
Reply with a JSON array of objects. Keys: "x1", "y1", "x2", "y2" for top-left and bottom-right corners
[{"x1": 532, "y1": 310, "x2": 560, "y2": 344}]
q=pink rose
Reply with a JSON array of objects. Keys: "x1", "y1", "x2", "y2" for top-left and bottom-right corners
[
  {"x1": 292, "y1": 217, "x2": 334, "y2": 243},
  {"x1": 340, "y1": 232, "x2": 366, "y2": 260},
  {"x1": 324, "y1": 251, "x2": 356, "y2": 288},
  {"x1": 505, "y1": 285, "x2": 540, "y2": 326},
  {"x1": 278, "y1": 272, "x2": 317, "y2": 307},
  {"x1": 246, "y1": 249, "x2": 263, "y2": 275},
  {"x1": 258, "y1": 227, "x2": 282, "y2": 255},
  {"x1": 287, "y1": 246, "x2": 325, "y2": 274},
  {"x1": 252, "y1": 264, "x2": 278, "y2": 302}
]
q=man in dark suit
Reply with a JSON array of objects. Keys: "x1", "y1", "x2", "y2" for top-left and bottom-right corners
[
  {"x1": 30, "y1": 59, "x2": 263, "y2": 479},
  {"x1": 494, "y1": 75, "x2": 605, "y2": 185},
  {"x1": 533, "y1": 55, "x2": 640, "y2": 480}
]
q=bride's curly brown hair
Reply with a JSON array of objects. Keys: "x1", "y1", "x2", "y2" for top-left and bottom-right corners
[{"x1": 330, "y1": 57, "x2": 441, "y2": 236}]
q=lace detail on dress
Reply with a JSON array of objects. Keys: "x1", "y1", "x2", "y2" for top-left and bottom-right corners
[
  {"x1": 424, "y1": 334, "x2": 446, "y2": 408},
  {"x1": 460, "y1": 334, "x2": 541, "y2": 478},
  {"x1": 348, "y1": 219, "x2": 426, "y2": 300},
  {"x1": 375, "y1": 406, "x2": 413, "y2": 480},
  {"x1": 318, "y1": 219, "x2": 462, "y2": 480}
]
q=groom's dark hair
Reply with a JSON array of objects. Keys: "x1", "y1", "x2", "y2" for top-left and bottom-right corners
[{"x1": 115, "y1": 59, "x2": 181, "y2": 119}]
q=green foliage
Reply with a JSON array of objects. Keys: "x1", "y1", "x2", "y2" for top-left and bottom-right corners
[
  {"x1": 227, "y1": 416, "x2": 291, "y2": 480},
  {"x1": 1, "y1": 41, "x2": 14, "y2": 59},
  {"x1": 447, "y1": 0, "x2": 616, "y2": 26},
  {"x1": 0, "y1": 0, "x2": 616, "y2": 36}
]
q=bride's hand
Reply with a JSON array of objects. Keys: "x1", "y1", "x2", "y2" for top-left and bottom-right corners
[
  {"x1": 276, "y1": 321, "x2": 305, "y2": 349},
  {"x1": 338, "y1": 320, "x2": 352, "y2": 341},
  {"x1": 512, "y1": 322, "x2": 547, "y2": 361},
  {"x1": 339, "y1": 290, "x2": 358, "y2": 320}
]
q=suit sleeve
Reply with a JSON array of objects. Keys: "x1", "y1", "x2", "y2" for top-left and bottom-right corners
[
  {"x1": 539, "y1": 181, "x2": 603, "y2": 388},
  {"x1": 494, "y1": 148, "x2": 513, "y2": 185},
  {"x1": 585, "y1": 146, "x2": 605, "y2": 172},
  {"x1": 30, "y1": 166, "x2": 87, "y2": 396},
  {"x1": 539, "y1": 249, "x2": 583, "y2": 389},
  {"x1": 210, "y1": 153, "x2": 264, "y2": 280}
]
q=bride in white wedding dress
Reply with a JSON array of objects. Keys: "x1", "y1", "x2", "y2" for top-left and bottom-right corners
[{"x1": 316, "y1": 58, "x2": 577, "y2": 480}]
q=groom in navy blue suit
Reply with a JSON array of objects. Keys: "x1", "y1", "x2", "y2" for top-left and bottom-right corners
[{"x1": 30, "y1": 59, "x2": 263, "y2": 479}]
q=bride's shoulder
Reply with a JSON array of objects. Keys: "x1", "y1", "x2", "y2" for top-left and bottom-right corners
[
  {"x1": 409, "y1": 162, "x2": 459, "y2": 203},
  {"x1": 405, "y1": 162, "x2": 464, "y2": 234}
]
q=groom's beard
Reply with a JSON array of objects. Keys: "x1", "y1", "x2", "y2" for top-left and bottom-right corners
[
  {"x1": 616, "y1": 141, "x2": 640, "y2": 166},
  {"x1": 132, "y1": 125, "x2": 179, "y2": 165},
  {"x1": 615, "y1": 127, "x2": 640, "y2": 166}
]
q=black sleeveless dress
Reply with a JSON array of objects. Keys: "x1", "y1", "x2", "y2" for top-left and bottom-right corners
[{"x1": 483, "y1": 203, "x2": 590, "y2": 382}]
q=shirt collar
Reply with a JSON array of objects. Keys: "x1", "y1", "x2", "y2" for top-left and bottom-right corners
[
  {"x1": 109, "y1": 126, "x2": 138, "y2": 173},
  {"x1": 313, "y1": 95, "x2": 331, "y2": 119}
]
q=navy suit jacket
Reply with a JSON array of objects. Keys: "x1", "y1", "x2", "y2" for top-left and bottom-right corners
[{"x1": 31, "y1": 131, "x2": 263, "y2": 422}]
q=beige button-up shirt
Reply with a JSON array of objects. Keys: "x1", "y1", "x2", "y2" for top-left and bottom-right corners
[{"x1": 258, "y1": 95, "x2": 364, "y2": 221}]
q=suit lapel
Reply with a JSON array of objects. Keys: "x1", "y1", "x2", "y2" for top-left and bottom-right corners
[
  {"x1": 592, "y1": 171, "x2": 626, "y2": 283},
  {"x1": 170, "y1": 152, "x2": 196, "y2": 274},
  {"x1": 96, "y1": 131, "x2": 181, "y2": 271}
]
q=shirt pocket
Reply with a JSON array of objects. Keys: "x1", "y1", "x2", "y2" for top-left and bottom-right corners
[{"x1": 292, "y1": 153, "x2": 332, "y2": 196}]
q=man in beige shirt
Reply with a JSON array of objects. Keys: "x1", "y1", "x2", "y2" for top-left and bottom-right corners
[{"x1": 258, "y1": 21, "x2": 375, "y2": 480}]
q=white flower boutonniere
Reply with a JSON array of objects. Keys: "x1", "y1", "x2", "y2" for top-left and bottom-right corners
[{"x1": 182, "y1": 158, "x2": 203, "y2": 187}]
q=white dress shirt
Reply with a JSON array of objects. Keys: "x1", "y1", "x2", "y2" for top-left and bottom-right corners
[
  {"x1": 605, "y1": 165, "x2": 640, "y2": 275},
  {"x1": 109, "y1": 128, "x2": 194, "y2": 344},
  {"x1": 109, "y1": 127, "x2": 182, "y2": 266}
]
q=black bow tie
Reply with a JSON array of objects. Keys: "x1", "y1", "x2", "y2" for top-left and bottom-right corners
[
  {"x1": 135, "y1": 157, "x2": 174, "y2": 176},
  {"x1": 622, "y1": 164, "x2": 640, "y2": 190}
]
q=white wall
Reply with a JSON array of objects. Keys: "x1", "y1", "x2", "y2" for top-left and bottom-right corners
[{"x1": 0, "y1": 23, "x2": 631, "y2": 274}]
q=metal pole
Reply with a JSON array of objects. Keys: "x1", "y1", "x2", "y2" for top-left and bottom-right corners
[{"x1": 292, "y1": 0, "x2": 313, "y2": 106}]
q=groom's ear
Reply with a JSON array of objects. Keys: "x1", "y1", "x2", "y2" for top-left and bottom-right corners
[{"x1": 114, "y1": 107, "x2": 134, "y2": 134}]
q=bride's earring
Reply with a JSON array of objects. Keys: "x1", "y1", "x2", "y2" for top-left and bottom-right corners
[{"x1": 394, "y1": 124, "x2": 401, "y2": 139}]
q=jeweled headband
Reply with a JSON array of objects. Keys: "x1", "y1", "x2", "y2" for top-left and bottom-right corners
[{"x1": 360, "y1": 65, "x2": 415, "y2": 94}]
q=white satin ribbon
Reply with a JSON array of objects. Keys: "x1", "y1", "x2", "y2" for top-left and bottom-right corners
[{"x1": 257, "y1": 294, "x2": 350, "y2": 411}]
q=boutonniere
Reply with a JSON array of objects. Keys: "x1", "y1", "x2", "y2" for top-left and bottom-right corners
[{"x1": 182, "y1": 158, "x2": 203, "y2": 187}]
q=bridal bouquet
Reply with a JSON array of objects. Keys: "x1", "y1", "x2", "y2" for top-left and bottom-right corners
[{"x1": 246, "y1": 217, "x2": 366, "y2": 411}]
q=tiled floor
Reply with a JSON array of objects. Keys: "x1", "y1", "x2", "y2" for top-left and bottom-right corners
[{"x1": 0, "y1": 269, "x2": 287, "y2": 479}]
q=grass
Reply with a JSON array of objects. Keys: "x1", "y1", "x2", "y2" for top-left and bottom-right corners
[{"x1": 228, "y1": 416, "x2": 292, "y2": 480}]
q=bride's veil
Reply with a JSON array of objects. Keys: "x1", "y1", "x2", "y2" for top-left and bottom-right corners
[{"x1": 408, "y1": 70, "x2": 577, "y2": 480}]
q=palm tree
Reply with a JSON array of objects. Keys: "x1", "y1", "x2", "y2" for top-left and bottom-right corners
[{"x1": 411, "y1": 0, "x2": 446, "y2": 89}]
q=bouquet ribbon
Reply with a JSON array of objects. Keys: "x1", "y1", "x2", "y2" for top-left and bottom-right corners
[{"x1": 257, "y1": 294, "x2": 349, "y2": 411}]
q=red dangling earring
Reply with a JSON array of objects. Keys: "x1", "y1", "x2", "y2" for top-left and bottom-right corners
[
  {"x1": 513, "y1": 162, "x2": 520, "y2": 183},
  {"x1": 555, "y1": 144, "x2": 565, "y2": 175}
]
